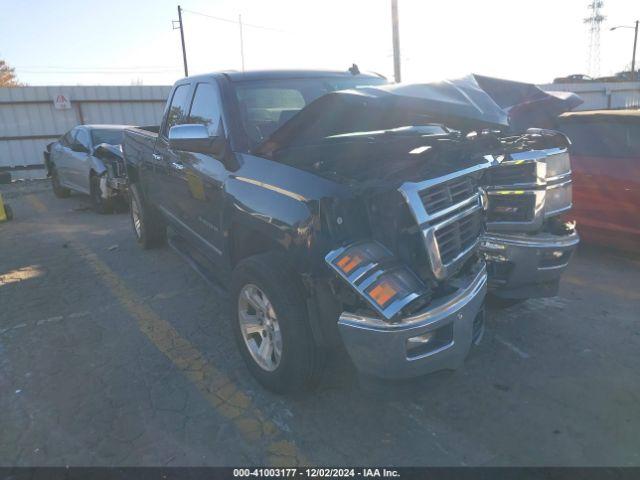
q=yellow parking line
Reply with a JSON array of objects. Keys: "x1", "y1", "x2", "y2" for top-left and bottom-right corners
[
  {"x1": 27, "y1": 194, "x2": 48, "y2": 213},
  {"x1": 25, "y1": 194, "x2": 306, "y2": 465},
  {"x1": 73, "y1": 241, "x2": 306, "y2": 465},
  {"x1": 564, "y1": 275, "x2": 640, "y2": 301}
]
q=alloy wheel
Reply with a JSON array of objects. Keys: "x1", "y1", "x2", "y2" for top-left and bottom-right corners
[
  {"x1": 131, "y1": 196, "x2": 142, "y2": 238},
  {"x1": 238, "y1": 284, "x2": 282, "y2": 372}
]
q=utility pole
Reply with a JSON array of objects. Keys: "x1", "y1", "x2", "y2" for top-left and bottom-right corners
[
  {"x1": 632, "y1": 20, "x2": 638, "y2": 81},
  {"x1": 391, "y1": 0, "x2": 401, "y2": 83},
  {"x1": 177, "y1": 5, "x2": 189, "y2": 77},
  {"x1": 610, "y1": 20, "x2": 639, "y2": 81},
  {"x1": 239, "y1": 14, "x2": 245, "y2": 72}
]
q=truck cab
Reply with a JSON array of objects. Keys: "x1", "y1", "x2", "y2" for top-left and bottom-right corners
[{"x1": 123, "y1": 70, "x2": 578, "y2": 392}]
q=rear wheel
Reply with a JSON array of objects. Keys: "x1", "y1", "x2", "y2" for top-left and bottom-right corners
[
  {"x1": 90, "y1": 174, "x2": 114, "y2": 214},
  {"x1": 51, "y1": 166, "x2": 70, "y2": 198},
  {"x1": 231, "y1": 252, "x2": 324, "y2": 393},
  {"x1": 129, "y1": 182, "x2": 166, "y2": 249}
]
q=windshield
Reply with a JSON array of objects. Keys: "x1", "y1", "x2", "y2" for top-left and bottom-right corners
[
  {"x1": 233, "y1": 76, "x2": 387, "y2": 149},
  {"x1": 91, "y1": 129, "x2": 124, "y2": 146}
]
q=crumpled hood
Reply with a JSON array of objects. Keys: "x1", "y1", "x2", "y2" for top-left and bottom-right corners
[
  {"x1": 255, "y1": 74, "x2": 582, "y2": 156},
  {"x1": 93, "y1": 143, "x2": 123, "y2": 159}
]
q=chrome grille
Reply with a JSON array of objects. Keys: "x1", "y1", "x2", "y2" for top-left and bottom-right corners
[
  {"x1": 435, "y1": 208, "x2": 483, "y2": 265},
  {"x1": 399, "y1": 162, "x2": 490, "y2": 281},
  {"x1": 420, "y1": 176, "x2": 476, "y2": 215},
  {"x1": 485, "y1": 162, "x2": 538, "y2": 187},
  {"x1": 486, "y1": 192, "x2": 536, "y2": 223}
]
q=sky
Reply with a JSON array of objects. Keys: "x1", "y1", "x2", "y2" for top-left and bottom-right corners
[{"x1": 1, "y1": 0, "x2": 639, "y2": 86}]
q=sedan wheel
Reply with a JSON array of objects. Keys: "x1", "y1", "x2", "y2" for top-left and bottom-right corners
[
  {"x1": 238, "y1": 284, "x2": 282, "y2": 372},
  {"x1": 51, "y1": 167, "x2": 71, "y2": 198},
  {"x1": 90, "y1": 175, "x2": 113, "y2": 214}
]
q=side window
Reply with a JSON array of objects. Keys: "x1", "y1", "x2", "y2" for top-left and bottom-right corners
[
  {"x1": 75, "y1": 129, "x2": 91, "y2": 149},
  {"x1": 187, "y1": 83, "x2": 222, "y2": 136},
  {"x1": 163, "y1": 84, "x2": 191, "y2": 137}
]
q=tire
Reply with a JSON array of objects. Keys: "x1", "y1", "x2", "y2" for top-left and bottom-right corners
[
  {"x1": 129, "y1": 182, "x2": 166, "y2": 249},
  {"x1": 90, "y1": 174, "x2": 114, "y2": 214},
  {"x1": 231, "y1": 252, "x2": 323, "y2": 393},
  {"x1": 3, "y1": 204, "x2": 13, "y2": 220},
  {"x1": 51, "y1": 166, "x2": 71, "y2": 198}
]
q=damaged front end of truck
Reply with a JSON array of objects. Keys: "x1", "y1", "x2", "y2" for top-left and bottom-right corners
[
  {"x1": 258, "y1": 75, "x2": 581, "y2": 378},
  {"x1": 482, "y1": 132, "x2": 579, "y2": 300}
]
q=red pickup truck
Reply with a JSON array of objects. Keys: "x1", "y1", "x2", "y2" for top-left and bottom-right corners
[{"x1": 556, "y1": 110, "x2": 640, "y2": 252}]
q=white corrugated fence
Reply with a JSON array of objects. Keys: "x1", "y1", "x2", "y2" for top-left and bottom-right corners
[
  {"x1": 0, "y1": 85, "x2": 171, "y2": 180},
  {"x1": 2, "y1": 81, "x2": 639, "y2": 180},
  {"x1": 539, "y1": 81, "x2": 640, "y2": 111}
]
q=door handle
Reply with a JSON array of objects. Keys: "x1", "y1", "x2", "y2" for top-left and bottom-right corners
[
  {"x1": 170, "y1": 161, "x2": 185, "y2": 171},
  {"x1": 152, "y1": 153, "x2": 163, "y2": 161}
]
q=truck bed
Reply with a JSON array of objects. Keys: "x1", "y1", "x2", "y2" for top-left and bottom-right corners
[{"x1": 123, "y1": 126, "x2": 159, "y2": 169}]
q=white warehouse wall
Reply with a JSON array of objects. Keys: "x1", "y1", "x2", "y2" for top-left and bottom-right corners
[
  {"x1": 0, "y1": 85, "x2": 171, "y2": 180},
  {"x1": 539, "y1": 81, "x2": 640, "y2": 111},
  {"x1": 1, "y1": 81, "x2": 638, "y2": 181}
]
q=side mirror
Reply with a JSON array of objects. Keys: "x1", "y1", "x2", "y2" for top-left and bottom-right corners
[
  {"x1": 71, "y1": 143, "x2": 89, "y2": 153},
  {"x1": 168, "y1": 124, "x2": 224, "y2": 155}
]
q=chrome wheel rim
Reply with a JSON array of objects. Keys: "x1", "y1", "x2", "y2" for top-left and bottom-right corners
[
  {"x1": 238, "y1": 284, "x2": 282, "y2": 372},
  {"x1": 131, "y1": 196, "x2": 142, "y2": 238}
]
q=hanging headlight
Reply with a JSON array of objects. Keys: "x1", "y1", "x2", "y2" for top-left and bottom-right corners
[{"x1": 326, "y1": 241, "x2": 428, "y2": 321}]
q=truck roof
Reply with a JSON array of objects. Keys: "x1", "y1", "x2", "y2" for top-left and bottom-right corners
[
  {"x1": 185, "y1": 69, "x2": 386, "y2": 83},
  {"x1": 82, "y1": 124, "x2": 132, "y2": 130}
]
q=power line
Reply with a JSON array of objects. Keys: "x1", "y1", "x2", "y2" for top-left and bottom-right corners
[
  {"x1": 181, "y1": 8, "x2": 285, "y2": 32},
  {"x1": 16, "y1": 70, "x2": 181, "y2": 74},
  {"x1": 15, "y1": 66, "x2": 179, "y2": 71}
]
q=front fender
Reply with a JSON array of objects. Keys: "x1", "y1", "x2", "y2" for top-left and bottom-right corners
[
  {"x1": 225, "y1": 175, "x2": 318, "y2": 267},
  {"x1": 224, "y1": 153, "x2": 349, "y2": 272}
]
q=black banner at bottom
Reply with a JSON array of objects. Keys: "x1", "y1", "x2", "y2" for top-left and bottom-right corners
[{"x1": 1, "y1": 468, "x2": 639, "y2": 480}]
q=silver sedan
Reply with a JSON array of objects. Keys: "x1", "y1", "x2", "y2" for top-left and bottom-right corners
[{"x1": 43, "y1": 125, "x2": 130, "y2": 213}]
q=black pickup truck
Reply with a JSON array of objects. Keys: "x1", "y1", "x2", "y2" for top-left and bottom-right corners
[{"x1": 123, "y1": 70, "x2": 578, "y2": 392}]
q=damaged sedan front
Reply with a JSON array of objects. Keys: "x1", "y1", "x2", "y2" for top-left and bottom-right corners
[{"x1": 44, "y1": 125, "x2": 130, "y2": 213}]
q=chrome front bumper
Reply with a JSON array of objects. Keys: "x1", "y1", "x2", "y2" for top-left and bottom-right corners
[
  {"x1": 337, "y1": 264, "x2": 487, "y2": 379},
  {"x1": 482, "y1": 231, "x2": 579, "y2": 299},
  {"x1": 99, "y1": 175, "x2": 128, "y2": 200},
  {"x1": 106, "y1": 176, "x2": 128, "y2": 192}
]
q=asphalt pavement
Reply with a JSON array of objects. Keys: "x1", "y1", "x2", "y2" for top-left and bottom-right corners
[{"x1": 1, "y1": 181, "x2": 639, "y2": 466}]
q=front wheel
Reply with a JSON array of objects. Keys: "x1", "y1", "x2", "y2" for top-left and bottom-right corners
[
  {"x1": 231, "y1": 253, "x2": 323, "y2": 393},
  {"x1": 51, "y1": 167, "x2": 71, "y2": 198},
  {"x1": 90, "y1": 174, "x2": 114, "y2": 214}
]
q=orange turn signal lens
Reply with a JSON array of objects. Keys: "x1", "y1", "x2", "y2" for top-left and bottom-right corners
[
  {"x1": 369, "y1": 281, "x2": 398, "y2": 307},
  {"x1": 336, "y1": 254, "x2": 364, "y2": 274}
]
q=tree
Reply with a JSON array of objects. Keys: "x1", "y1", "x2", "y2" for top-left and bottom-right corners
[{"x1": 0, "y1": 59, "x2": 21, "y2": 87}]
